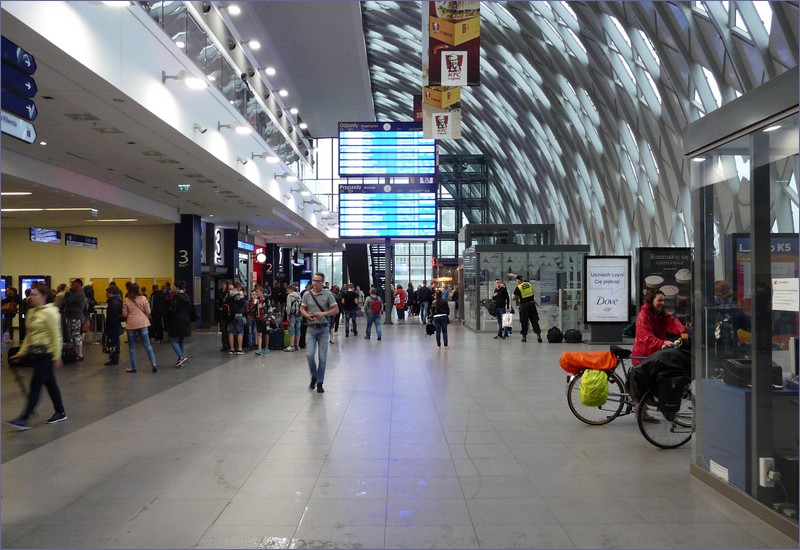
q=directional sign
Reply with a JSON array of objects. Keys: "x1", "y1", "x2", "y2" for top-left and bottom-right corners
[
  {"x1": 1, "y1": 109, "x2": 37, "y2": 143},
  {"x1": 2, "y1": 61, "x2": 37, "y2": 97},
  {"x1": 1, "y1": 36, "x2": 37, "y2": 75},
  {"x1": 1, "y1": 87, "x2": 37, "y2": 121}
]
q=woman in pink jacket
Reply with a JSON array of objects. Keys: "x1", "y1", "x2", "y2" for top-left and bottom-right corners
[
  {"x1": 122, "y1": 283, "x2": 158, "y2": 373},
  {"x1": 631, "y1": 289, "x2": 688, "y2": 365}
]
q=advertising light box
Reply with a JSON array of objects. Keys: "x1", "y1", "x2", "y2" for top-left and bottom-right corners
[
  {"x1": 339, "y1": 182, "x2": 437, "y2": 238},
  {"x1": 338, "y1": 122, "x2": 437, "y2": 177},
  {"x1": 584, "y1": 256, "x2": 631, "y2": 323}
]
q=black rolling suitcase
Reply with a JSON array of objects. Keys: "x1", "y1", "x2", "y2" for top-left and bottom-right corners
[
  {"x1": 299, "y1": 322, "x2": 307, "y2": 349},
  {"x1": 268, "y1": 328, "x2": 284, "y2": 350}
]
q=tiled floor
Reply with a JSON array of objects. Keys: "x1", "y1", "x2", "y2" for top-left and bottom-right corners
[{"x1": 2, "y1": 321, "x2": 797, "y2": 549}]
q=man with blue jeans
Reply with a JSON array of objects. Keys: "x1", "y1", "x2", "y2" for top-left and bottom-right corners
[
  {"x1": 301, "y1": 273, "x2": 339, "y2": 393},
  {"x1": 364, "y1": 288, "x2": 383, "y2": 340}
]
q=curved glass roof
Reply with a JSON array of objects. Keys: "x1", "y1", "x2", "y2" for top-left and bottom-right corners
[{"x1": 362, "y1": 1, "x2": 798, "y2": 253}]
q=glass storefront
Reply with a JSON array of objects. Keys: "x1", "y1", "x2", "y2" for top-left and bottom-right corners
[{"x1": 691, "y1": 111, "x2": 798, "y2": 524}]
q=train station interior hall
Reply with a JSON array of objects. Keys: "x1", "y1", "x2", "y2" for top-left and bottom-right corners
[{"x1": 1, "y1": 1, "x2": 798, "y2": 549}]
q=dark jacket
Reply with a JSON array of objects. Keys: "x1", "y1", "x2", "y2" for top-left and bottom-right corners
[
  {"x1": 169, "y1": 291, "x2": 193, "y2": 338},
  {"x1": 150, "y1": 289, "x2": 168, "y2": 318},
  {"x1": 63, "y1": 289, "x2": 86, "y2": 319},
  {"x1": 432, "y1": 298, "x2": 450, "y2": 317},
  {"x1": 417, "y1": 285, "x2": 431, "y2": 304},
  {"x1": 492, "y1": 286, "x2": 510, "y2": 309},
  {"x1": 105, "y1": 294, "x2": 123, "y2": 334}
]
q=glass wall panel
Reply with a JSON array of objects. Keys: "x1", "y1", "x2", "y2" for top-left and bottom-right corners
[{"x1": 692, "y1": 112, "x2": 798, "y2": 521}]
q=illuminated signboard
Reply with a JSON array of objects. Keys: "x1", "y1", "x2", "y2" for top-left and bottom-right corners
[
  {"x1": 339, "y1": 181, "x2": 437, "y2": 238},
  {"x1": 338, "y1": 122, "x2": 437, "y2": 177}
]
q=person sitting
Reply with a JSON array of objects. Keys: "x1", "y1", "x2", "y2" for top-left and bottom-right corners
[{"x1": 632, "y1": 289, "x2": 688, "y2": 365}]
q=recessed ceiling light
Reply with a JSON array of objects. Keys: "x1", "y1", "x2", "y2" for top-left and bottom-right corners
[
  {"x1": 289, "y1": 108, "x2": 299, "y2": 115},
  {"x1": 763, "y1": 125, "x2": 782, "y2": 132},
  {"x1": 299, "y1": 122, "x2": 307, "y2": 130},
  {"x1": 264, "y1": 67, "x2": 276, "y2": 76},
  {"x1": 227, "y1": 5, "x2": 241, "y2": 15},
  {"x1": 247, "y1": 40, "x2": 261, "y2": 50},
  {"x1": 278, "y1": 89, "x2": 288, "y2": 97}
]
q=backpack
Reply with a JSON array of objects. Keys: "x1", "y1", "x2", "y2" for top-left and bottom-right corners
[
  {"x1": 220, "y1": 302, "x2": 232, "y2": 321},
  {"x1": 579, "y1": 369, "x2": 608, "y2": 407},
  {"x1": 288, "y1": 294, "x2": 301, "y2": 317},
  {"x1": 370, "y1": 297, "x2": 382, "y2": 315},
  {"x1": 547, "y1": 326, "x2": 564, "y2": 343},
  {"x1": 564, "y1": 328, "x2": 583, "y2": 343}
]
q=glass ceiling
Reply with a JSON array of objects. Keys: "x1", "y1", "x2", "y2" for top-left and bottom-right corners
[{"x1": 361, "y1": 1, "x2": 798, "y2": 254}]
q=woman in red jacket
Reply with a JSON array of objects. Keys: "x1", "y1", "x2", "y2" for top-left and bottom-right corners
[
  {"x1": 632, "y1": 289, "x2": 688, "y2": 365},
  {"x1": 393, "y1": 284, "x2": 407, "y2": 321}
]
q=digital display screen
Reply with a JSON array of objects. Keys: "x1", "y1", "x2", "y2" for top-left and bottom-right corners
[
  {"x1": 338, "y1": 122, "x2": 437, "y2": 177},
  {"x1": 339, "y1": 182, "x2": 437, "y2": 238},
  {"x1": 30, "y1": 227, "x2": 61, "y2": 244}
]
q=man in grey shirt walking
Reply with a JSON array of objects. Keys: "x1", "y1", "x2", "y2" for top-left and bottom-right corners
[{"x1": 301, "y1": 272, "x2": 339, "y2": 393}]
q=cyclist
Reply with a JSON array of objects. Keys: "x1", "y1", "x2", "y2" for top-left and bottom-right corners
[{"x1": 631, "y1": 289, "x2": 688, "y2": 365}]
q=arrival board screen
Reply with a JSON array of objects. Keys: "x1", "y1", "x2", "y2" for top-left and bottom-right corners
[
  {"x1": 339, "y1": 182, "x2": 437, "y2": 238},
  {"x1": 338, "y1": 122, "x2": 436, "y2": 177}
]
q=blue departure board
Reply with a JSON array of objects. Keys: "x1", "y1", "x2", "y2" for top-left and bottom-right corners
[
  {"x1": 339, "y1": 182, "x2": 437, "y2": 238},
  {"x1": 338, "y1": 122, "x2": 437, "y2": 177}
]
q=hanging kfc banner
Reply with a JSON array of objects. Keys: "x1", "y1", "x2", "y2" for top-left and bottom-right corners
[
  {"x1": 422, "y1": 85, "x2": 461, "y2": 139},
  {"x1": 423, "y1": 1, "x2": 480, "y2": 87}
]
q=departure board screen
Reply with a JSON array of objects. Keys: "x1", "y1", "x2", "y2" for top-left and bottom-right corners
[
  {"x1": 339, "y1": 182, "x2": 437, "y2": 238},
  {"x1": 338, "y1": 122, "x2": 437, "y2": 177}
]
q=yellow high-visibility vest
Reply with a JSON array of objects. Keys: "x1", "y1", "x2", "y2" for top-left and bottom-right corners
[{"x1": 517, "y1": 281, "x2": 533, "y2": 300}]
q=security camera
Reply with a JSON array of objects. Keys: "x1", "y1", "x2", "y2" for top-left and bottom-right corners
[
  {"x1": 228, "y1": 39, "x2": 237, "y2": 51},
  {"x1": 247, "y1": 68, "x2": 255, "y2": 78},
  {"x1": 276, "y1": 111, "x2": 282, "y2": 119},
  {"x1": 202, "y1": 2, "x2": 211, "y2": 13}
]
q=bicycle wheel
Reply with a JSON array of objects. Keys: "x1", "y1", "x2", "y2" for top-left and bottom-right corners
[
  {"x1": 567, "y1": 370, "x2": 626, "y2": 425},
  {"x1": 637, "y1": 387, "x2": 694, "y2": 449}
]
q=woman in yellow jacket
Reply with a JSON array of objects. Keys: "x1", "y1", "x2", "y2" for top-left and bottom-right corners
[{"x1": 5, "y1": 282, "x2": 67, "y2": 430}]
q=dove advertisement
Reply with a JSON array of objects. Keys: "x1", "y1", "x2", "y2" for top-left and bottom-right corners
[{"x1": 584, "y1": 256, "x2": 631, "y2": 323}]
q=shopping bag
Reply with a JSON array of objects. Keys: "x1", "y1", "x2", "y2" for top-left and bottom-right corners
[{"x1": 502, "y1": 312, "x2": 513, "y2": 328}]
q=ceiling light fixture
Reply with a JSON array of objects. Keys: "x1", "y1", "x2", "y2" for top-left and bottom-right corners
[
  {"x1": 300, "y1": 190, "x2": 311, "y2": 197},
  {"x1": 264, "y1": 67, "x2": 276, "y2": 76},
  {"x1": 226, "y1": 4, "x2": 241, "y2": 15},
  {"x1": 86, "y1": 218, "x2": 139, "y2": 222},
  {"x1": 299, "y1": 122, "x2": 308, "y2": 130},
  {"x1": 692, "y1": 157, "x2": 706, "y2": 163},
  {"x1": 162, "y1": 70, "x2": 208, "y2": 89},
  {"x1": 763, "y1": 125, "x2": 782, "y2": 132},
  {"x1": 1, "y1": 192, "x2": 32, "y2": 196},
  {"x1": 289, "y1": 108, "x2": 299, "y2": 115},
  {"x1": 247, "y1": 40, "x2": 261, "y2": 50},
  {"x1": 275, "y1": 89, "x2": 288, "y2": 97},
  {"x1": 1, "y1": 208, "x2": 43, "y2": 212},
  {"x1": 266, "y1": 155, "x2": 280, "y2": 164},
  {"x1": 218, "y1": 121, "x2": 252, "y2": 135},
  {"x1": 286, "y1": 175, "x2": 298, "y2": 182}
]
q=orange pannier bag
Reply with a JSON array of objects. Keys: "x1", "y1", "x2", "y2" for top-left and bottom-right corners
[{"x1": 559, "y1": 351, "x2": 617, "y2": 375}]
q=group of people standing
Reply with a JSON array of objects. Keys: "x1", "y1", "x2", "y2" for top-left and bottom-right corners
[{"x1": 491, "y1": 275, "x2": 543, "y2": 343}]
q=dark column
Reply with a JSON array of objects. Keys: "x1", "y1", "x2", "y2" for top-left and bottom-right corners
[{"x1": 174, "y1": 214, "x2": 202, "y2": 314}]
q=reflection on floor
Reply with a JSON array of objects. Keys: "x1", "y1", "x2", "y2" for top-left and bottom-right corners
[{"x1": 2, "y1": 322, "x2": 796, "y2": 549}]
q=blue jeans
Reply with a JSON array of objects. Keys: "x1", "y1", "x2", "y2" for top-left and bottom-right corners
[
  {"x1": 344, "y1": 310, "x2": 358, "y2": 335},
  {"x1": 306, "y1": 325, "x2": 330, "y2": 384},
  {"x1": 434, "y1": 316, "x2": 449, "y2": 347},
  {"x1": 170, "y1": 336, "x2": 185, "y2": 358},
  {"x1": 288, "y1": 315, "x2": 302, "y2": 337},
  {"x1": 366, "y1": 313, "x2": 382, "y2": 338},
  {"x1": 127, "y1": 327, "x2": 156, "y2": 370},
  {"x1": 246, "y1": 320, "x2": 257, "y2": 348},
  {"x1": 420, "y1": 301, "x2": 431, "y2": 323},
  {"x1": 495, "y1": 307, "x2": 510, "y2": 337}
]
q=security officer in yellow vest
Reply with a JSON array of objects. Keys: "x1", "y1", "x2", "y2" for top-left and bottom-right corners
[{"x1": 512, "y1": 274, "x2": 542, "y2": 343}]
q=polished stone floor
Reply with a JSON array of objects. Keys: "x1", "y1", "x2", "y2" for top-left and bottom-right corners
[{"x1": 1, "y1": 321, "x2": 796, "y2": 549}]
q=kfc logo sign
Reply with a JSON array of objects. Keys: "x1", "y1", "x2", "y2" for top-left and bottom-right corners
[
  {"x1": 441, "y1": 50, "x2": 468, "y2": 86},
  {"x1": 435, "y1": 114, "x2": 449, "y2": 133}
]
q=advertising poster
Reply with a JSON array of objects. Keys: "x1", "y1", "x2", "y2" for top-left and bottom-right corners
[
  {"x1": 423, "y1": 1, "x2": 480, "y2": 87},
  {"x1": 413, "y1": 94, "x2": 423, "y2": 122},
  {"x1": 637, "y1": 247, "x2": 693, "y2": 323},
  {"x1": 422, "y1": 85, "x2": 462, "y2": 139},
  {"x1": 584, "y1": 256, "x2": 630, "y2": 323},
  {"x1": 731, "y1": 233, "x2": 799, "y2": 349}
]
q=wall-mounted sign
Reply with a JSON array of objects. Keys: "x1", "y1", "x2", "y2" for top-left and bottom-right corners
[
  {"x1": 214, "y1": 227, "x2": 224, "y2": 266},
  {"x1": 339, "y1": 181, "x2": 437, "y2": 238},
  {"x1": 1, "y1": 36, "x2": 38, "y2": 143},
  {"x1": 637, "y1": 247, "x2": 693, "y2": 325},
  {"x1": 65, "y1": 232, "x2": 98, "y2": 249},
  {"x1": 338, "y1": 122, "x2": 437, "y2": 177},
  {"x1": 29, "y1": 227, "x2": 60, "y2": 244},
  {"x1": 584, "y1": 256, "x2": 630, "y2": 323}
]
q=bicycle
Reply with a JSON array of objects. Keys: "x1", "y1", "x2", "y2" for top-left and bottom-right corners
[{"x1": 562, "y1": 344, "x2": 695, "y2": 449}]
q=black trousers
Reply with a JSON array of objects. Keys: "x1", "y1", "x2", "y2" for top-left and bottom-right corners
[
  {"x1": 2, "y1": 313, "x2": 15, "y2": 340},
  {"x1": 150, "y1": 315, "x2": 165, "y2": 341},
  {"x1": 518, "y1": 302, "x2": 541, "y2": 336},
  {"x1": 21, "y1": 355, "x2": 65, "y2": 420},
  {"x1": 219, "y1": 318, "x2": 229, "y2": 349},
  {"x1": 105, "y1": 327, "x2": 121, "y2": 362}
]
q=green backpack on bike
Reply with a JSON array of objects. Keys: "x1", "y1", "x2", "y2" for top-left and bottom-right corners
[{"x1": 579, "y1": 370, "x2": 608, "y2": 407}]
